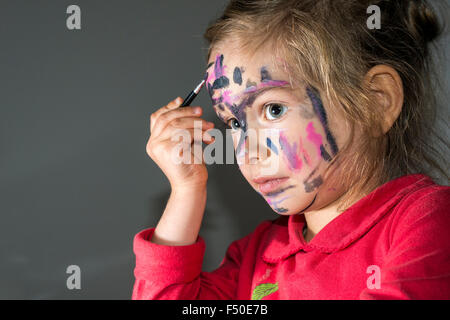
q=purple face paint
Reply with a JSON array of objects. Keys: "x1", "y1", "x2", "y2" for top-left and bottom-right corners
[
  {"x1": 303, "y1": 165, "x2": 323, "y2": 193},
  {"x1": 214, "y1": 56, "x2": 228, "y2": 90},
  {"x1": 265, "y1": 185, "x2": 295, "y2": 197},
  {"x1": 298, "y1": 136, "x2": 311, "y2": 166},
  {"x1": 266, "y1": 196, "x2": 290, "y2": 213},
  {"x1": 214, "y1": 54, "x2": 226, "y2": 78},
  {"x1": 306, "y1": 86, "x2": 338, "y2": 156},
  {"x1": 304, "y1": 175, "x2": 323, "y2": 193},
  {"x1": 221, "y1": 90, "x2": 235, "y2": 105},
  {"x1": 279, "y1": 132, "x2": 302, "y2": 171},
  {"x1": 243, "y1": 80, "x2": 289, "y2": 94},
  {"x1": 206, "y1": 54, "x2": 230, "y2": 104},
  {"x1": 205, "y1": 56, "x2": 291, "y2": 159},
  {"x1": 266, "y1": 195, "x2": 288, "y2": 213}
]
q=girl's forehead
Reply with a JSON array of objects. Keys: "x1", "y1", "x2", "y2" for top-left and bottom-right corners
[
  {"x1": 206, "y1": 53, "x2": 292, "y2": 107},
  {"x1": 206, "y1": 49, "x2": 288, "y2": 79}
]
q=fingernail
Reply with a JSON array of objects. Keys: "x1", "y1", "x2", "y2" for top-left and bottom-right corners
[
  {"x1": 204, "y1": 132, "x2": 214, "y2": 142},
  {"x1": 194, "y1": 107, "x2": 202, "y2": 114}
]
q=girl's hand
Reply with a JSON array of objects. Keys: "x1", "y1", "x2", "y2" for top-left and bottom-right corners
[{"x1": 146, "y1": 97, "x2": 215, "y2": 191}]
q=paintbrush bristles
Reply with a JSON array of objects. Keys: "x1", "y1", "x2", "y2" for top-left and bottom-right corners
[{"x1": 194, "y1": 80, "x2": 206, "y2": 95}]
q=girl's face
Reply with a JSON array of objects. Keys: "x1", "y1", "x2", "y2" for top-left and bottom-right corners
[{"x1": 205, "y1": 46, "x2": 351, "y2": 215}]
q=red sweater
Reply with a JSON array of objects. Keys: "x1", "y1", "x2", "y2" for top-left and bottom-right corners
[{"x1": 132, "y1": 174, "x2": 450, "y2": 299}]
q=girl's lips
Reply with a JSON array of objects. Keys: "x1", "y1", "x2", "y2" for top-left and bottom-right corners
[{"x1": 254, "y1": 177, "x2": 289, "y2": 195}]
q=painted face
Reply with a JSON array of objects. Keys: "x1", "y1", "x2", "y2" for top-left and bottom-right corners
[{"x1": 206, "y1": 45, "x2": 348, "y2": 215}]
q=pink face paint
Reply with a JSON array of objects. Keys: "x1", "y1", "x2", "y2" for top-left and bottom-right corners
[
  {"x1": 306, "y1": 87, "x2": 338, "y2": 157},
  {"x1": 214, "y1": 54, "x2": 227, "y2": 79},
  {"x1": 222, "y1": 89, "x2": 235, "y2": 105},
  {"x1": 260, "y1": 80, "x2": 289, "y2": 87},
  {"x1": 279, "y1": 132, "x2": 302, "y2": 171},
  {"x1": 298, "y1": 136, "x2": 311, "y2": 166},
  {"x1": 306, "y1": 122, "x2": 323, "y2": 160}
]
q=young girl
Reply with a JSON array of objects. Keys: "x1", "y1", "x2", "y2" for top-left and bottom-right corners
[{"x1": 133, "y1": 0, "x2": 450, "y2": 299}]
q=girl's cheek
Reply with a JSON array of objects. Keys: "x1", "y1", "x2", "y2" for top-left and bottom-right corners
[
  {"x1": 305, "y1": 121, "x2": 332, "y2": 164},
  {"x1": 277, "y1": 119, "x2": 332, "y2": 175},
  {"x1": 279, "y1": 132, "x2": 303, "y2": 172}
]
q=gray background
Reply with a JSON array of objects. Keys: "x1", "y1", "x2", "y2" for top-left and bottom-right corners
[{"x1": 0, "y1": 1, "x2": 448, "y2": 299}]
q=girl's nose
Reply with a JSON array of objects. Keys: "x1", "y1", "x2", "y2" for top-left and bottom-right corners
[{"x1": 245, "y1": 130, "x2": 272, "y2": 164}]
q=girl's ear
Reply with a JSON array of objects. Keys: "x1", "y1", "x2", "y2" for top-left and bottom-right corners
[{"x1": 363, "y1": 65, "x2": 404, "y2": 137}]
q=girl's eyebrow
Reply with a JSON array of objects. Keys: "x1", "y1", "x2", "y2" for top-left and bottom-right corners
[
  {"x1": 246, "y1": 83, "x2": 290, "y2": 94},
  {"x1": 243, "y1": 80, "x2": 290, "y2": 94},
  {"x1": 238, "y1": 82, "x2": 292, "y2": 105}
]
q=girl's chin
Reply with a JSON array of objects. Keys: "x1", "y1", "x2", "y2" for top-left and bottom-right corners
[
  {"x1": 273, "y1": 209, "x2": 297, "y2": 216},
  {"x1": 272, "y1": 207, "x2": 290, "y2": 215},
  {"x1": 270, "y1": 197, "x2": 318, "y2": 215}
]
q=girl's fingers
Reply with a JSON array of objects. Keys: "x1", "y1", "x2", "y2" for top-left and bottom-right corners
[
  {"x1": 151, "y1": 106, "x2": 203, "y2": 137},
  {"x1": 169, "y1": 117, "x2": 214, "y2": 130},
  {"x1": 157, "y1": 118, "x2": 215, "y2": 142},
  {"x1": 150, "y1": 97, "x2": 183, "y2": 130},
  {"x1": 156, "y1": 126, "x2": 214, "y2": 147}
]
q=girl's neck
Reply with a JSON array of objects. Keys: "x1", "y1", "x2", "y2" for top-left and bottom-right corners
[
  {"x1": 303, "y1": 205, "x2": 342, "y2": 243},
  {"x1": 302, "y1": 190, "x2": 364, "y2": 243}
]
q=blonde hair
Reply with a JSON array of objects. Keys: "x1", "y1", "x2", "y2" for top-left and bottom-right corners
[{"x1": 203, "y1": 0, "x2": 449, "y2": 211}]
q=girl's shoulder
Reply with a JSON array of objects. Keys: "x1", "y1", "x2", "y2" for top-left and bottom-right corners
[
  {"x1": 388, "y1": 174, "x2": 450, "y2": 244},
  {"x1": 393, "y1": 174, "x2": 449, "y2": 215}
]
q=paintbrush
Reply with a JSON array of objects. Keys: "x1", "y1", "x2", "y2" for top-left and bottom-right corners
[{"x1": 180, "y1": 79, "x2": 206, "y2": 107}]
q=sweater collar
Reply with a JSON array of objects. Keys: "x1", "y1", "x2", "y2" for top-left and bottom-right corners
[{"x1": 261, "y1": 174, "x2": 434, "y2": 263}]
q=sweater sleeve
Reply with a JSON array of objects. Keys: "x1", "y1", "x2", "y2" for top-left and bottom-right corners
[
  {"x1": 131, "y1": 228, "x2": 249, "y2": 300},
  {"x1": 360, "y1": 187, "x2": 450, "y2": 300}
]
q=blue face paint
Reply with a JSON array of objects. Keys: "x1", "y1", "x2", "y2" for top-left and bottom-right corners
[
  {"x1": 233, "y1": 67, "x2": 243, "y2": 85},
  {"x1": 320, "y1": 145, "x2": 332, "y2": 162},
  {"x1": 212, "y1": 77, "x2": 230, "y2": 90},
  {"x1": 260, "y1": 66, "x2": 272, "y2": 82},
  {"x1": 266, "y1": 137, "x2": 279, "y2": 155}
]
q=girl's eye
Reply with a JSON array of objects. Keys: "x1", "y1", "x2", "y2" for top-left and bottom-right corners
[
  {"x1": 264, "y1": 103, "x2": 288, "y2": 120},
  {"x1": 227, "y1": 118, "x2": 241, "y2": 130}
]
